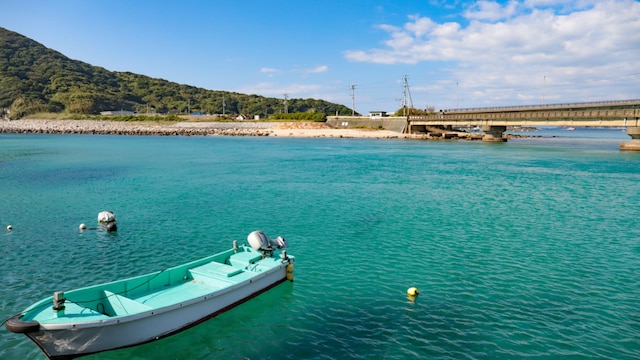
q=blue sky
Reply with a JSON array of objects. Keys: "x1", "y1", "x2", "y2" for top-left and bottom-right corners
[{"x1": 3, "y1": 0, "x2": 639, "y2": 114}]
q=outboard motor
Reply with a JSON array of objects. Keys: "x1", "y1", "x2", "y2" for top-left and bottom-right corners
[
  {"x1": 97, "y1": 211, "x2": 116, "y2": 223},
  {"x1": 270, "y1": 236, "x2": 288, "y2": 249},
  {"x1": 247, "y1": 230, "x2": 273, "y2": 251},
  {"x1": 98, "y1": 211, "x2": 118, "y2": 232}
]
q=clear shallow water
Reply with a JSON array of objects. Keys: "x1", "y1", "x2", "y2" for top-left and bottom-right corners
[{"x1": 1, "y1": 131, "x2": 639, "y2": 359}]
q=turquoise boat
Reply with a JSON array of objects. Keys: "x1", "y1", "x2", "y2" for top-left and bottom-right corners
[{"x1": 5, "y1": 231, "x2": 294, "y2": 359}]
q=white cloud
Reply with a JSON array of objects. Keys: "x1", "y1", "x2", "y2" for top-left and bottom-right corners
[
  {"x1": 292, "y1": 65, "x2": 330, "y2": 77},
  {"x1": 260, "y1": 67, "x2": 281, "y2": 78},
  {"x1": 344, "y1": 0, "x2": 640, "y2": 106},
  {"x1": 465, "y1": 0, "x2": 519, "y2": 21},
  {"x1": 308, "y1": 65, "x2": 329, "y2": 73}
]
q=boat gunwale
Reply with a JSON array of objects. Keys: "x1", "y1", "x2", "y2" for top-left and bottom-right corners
[
  {"x1": 38, "y1": 264, "x2": 287, "y2": 330},
  {"x1": 17, "y1": 246, "x2": 293, "y2": 331},
  {"x1": 25, "y1": 274, "x2": 291, "y2": 360}
]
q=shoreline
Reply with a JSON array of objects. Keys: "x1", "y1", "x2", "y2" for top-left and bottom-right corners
[{"x1": 0, "y1": 119, "x2": 488, "y2": 140}]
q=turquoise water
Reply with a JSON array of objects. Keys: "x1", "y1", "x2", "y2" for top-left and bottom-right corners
[{"x1": 1, "y1": 130, "x2": 639, "y2": 359}]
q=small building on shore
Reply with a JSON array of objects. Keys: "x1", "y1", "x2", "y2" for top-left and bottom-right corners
[
  {"x1": 100, "y1": 110, "x2": 135, "y2": 116},
  {"x1": 369, "y1": 111, "x2": 388, "y2": 118}
]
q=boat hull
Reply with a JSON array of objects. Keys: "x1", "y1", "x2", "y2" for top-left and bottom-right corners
[{"x1": 26, "y1": 265, "x2": 288, "y2": 359}]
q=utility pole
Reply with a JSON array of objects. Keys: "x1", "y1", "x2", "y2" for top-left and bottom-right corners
[
  {"x1": 283, "y1": 93, "x2": 288, "y2": 114},
  {"x1": 222, "y1": 95, "x2": 226, "y2": 115},
  {"x1": 349, "y1": 84, "x2": 356, "y2": 116},
  {"x1": 542, "y1": 76, "x2": 546, "y2": 105}
]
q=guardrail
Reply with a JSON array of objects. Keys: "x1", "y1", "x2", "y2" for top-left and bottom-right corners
[
  {"x1": 408, "y1": 108, "x2": 640, "y2": 128},
  {"x1": 442, "y1": 99, "x2": 640, "y2": 114}
]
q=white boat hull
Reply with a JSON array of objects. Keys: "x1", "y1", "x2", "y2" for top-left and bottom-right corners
[{"x1": 26, "y1": 263, "x2": 288, "y2": 359}]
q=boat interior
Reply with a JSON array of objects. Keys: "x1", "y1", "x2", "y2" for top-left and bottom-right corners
[{"x1": 26, "y1": 246, "x2": 279, "y2": 321}]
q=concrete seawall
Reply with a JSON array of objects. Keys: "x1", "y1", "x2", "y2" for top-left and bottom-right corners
[{"x1": 326, "y1": 116, "x2": 407, "y2": 132}]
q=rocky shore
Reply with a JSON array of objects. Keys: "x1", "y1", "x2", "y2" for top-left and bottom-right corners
[
  {"x1": 0, "y1": 119, "x2": 487, "y2": 140},
  {"x1": 0, "y1": 119, "x2": 276, "y2": 136}
]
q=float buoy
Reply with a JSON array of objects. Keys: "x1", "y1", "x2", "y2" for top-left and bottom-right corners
[
  {"x1": 79, "y1": 223, "x2": 87, "y2": 230},
  {"x1": 407, "y1": 287, "x2": 419, "y2": 296},
  {"x1": 286, "y1": 263, "x2": 294, "y2": 281},
  {"x1": 6, "y1": 225, "x2": 12, "y2": 231}
]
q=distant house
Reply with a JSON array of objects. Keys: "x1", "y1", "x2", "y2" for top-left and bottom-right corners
[
  {"x1": 100, "y1": 110, "x2": 134, "y2": 116},
  {"x1": 369, "y1": 111, "x2": 387, "y2": 118},
  {"x1": 235, "y1": 114, "x2": 256, "y2": 121}
]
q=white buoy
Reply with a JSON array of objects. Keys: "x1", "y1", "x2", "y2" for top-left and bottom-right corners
[
  {"x1": 6, "y1": 225, "x2": 12, "y2": 231},
  {"x1": 79, "y1": 223, "x2": 87, "y2": 230}
]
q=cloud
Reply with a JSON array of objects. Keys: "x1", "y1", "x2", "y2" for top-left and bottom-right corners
[
  {"x1": 464, "y1": 0, "x2": 519, "y2": 21},
  {"x1": 344, "y1": 0, "x2": 640, "y2": 105},
  {"x1": 293, "y1": 65, "x2": 329, "y2": 77},
  {"x1": 308, "y1": 65, "x2": 329, "y2": 73},
  {"x1": 260, "y1": 67, "x2": 281, "y2": 77}
]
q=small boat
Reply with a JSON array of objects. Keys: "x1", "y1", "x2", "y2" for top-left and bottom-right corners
[{"x1": 5, "y1": 231, "x2": 294, "y2": 359}]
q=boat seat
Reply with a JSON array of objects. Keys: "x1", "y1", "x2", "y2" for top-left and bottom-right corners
[
  {"x1": 190, "y1": 261, "x2": 243, "y2": 279},
  {"x1": 103, "y1": 290, "x2": 152, "y2": 316},
  {"x1": 227, "y1": 251, "x2": 263, "y2": 268}
]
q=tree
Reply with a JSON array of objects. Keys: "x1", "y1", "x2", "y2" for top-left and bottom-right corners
[{"x1": 0, "y1": 27, "x2": 354, "y2": 118}]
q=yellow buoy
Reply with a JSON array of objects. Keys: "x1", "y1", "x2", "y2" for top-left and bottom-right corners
[
  {"x1": 407, "y1": 287, "x2": 419, "y2": 296},
  {"x1": 286, "y1": 263, "x2": 294, "y2": 281}
]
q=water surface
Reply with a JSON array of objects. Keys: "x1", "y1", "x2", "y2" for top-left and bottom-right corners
[{"x1": 1, "y1": 131, "x2": 639, "y2": 359}]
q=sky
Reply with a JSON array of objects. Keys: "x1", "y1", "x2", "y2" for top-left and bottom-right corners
[{"x1": 2, "y1": 0, "x2": 640, "y2": 114}]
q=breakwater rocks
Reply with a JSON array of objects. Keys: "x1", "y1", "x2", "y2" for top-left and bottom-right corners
[
  {"x1": 0, "y1": 119, "x2": 504, "y2": 140},
  {"x1": 0, "y1": 120, "x2": 276, "y2": 136}
]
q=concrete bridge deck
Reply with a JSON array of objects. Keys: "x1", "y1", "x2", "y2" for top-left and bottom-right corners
[{"x1": 406, "y1": 99, "x2": 640, "y2": 150}]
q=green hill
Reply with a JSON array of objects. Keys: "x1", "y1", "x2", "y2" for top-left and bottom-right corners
[{"x1": 0, "y1": 27, "x2": 353, "y2": 119}]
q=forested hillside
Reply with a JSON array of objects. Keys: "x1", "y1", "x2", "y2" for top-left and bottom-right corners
[{"x1": 0, "y1": 27, "x2": 353, "y2": 119}]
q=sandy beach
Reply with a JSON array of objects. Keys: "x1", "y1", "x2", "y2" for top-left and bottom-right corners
[{"x1": 0, "y1": 119, "x2": 483, "y2": 140}]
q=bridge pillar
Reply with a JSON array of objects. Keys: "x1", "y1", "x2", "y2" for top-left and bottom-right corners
[
  {"x1": 481, "y1": 125, "x2": 507, "y2": 142},
  {"x1": 620, "y1": 127, "x2": 640, "y2": 151}
]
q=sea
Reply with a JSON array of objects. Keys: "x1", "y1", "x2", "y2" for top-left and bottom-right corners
[{"x1": 1, "y1": 127, "x2": 639, "y2": 359}]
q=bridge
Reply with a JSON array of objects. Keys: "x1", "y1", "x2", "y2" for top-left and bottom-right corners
[{"x1": 407, "y1": 99, "x2": 640, "y2": 150}]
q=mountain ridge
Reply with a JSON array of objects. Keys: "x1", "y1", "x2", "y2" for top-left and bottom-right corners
[{"x1": 0, "y1": 27, "x2": 353, "y2": 119}]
